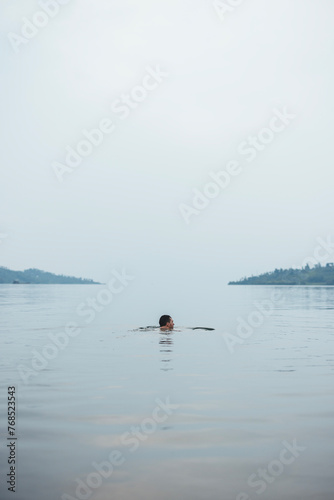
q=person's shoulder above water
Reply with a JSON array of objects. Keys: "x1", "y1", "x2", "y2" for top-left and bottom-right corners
[{"x1": 190, "y1": 327, "x2": 215, "y2": 331}]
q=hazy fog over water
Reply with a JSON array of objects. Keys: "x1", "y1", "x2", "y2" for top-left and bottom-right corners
[{"x1": 1, "y1": 0, "x2": 334, "y2": 305}]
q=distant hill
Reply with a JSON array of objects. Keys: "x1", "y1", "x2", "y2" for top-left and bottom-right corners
[
  {"x1": 0, "y1": 267, "x2": 100, "y2": 284},
  {"x1": 229, "y1": 263, "x2": 334, "y2": 285}
]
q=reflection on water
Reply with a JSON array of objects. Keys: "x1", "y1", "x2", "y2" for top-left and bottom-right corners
[
  {"x1": 0, "y1": 285, "x2": 334, "y2": 500},
  {"x1": 159, "y1": 331, "x2": 174, "y2": 372}
]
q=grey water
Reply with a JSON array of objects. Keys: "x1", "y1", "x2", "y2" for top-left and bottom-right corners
[{"x1": 0, "y1": 284, "x2": 333, "y2": 500}]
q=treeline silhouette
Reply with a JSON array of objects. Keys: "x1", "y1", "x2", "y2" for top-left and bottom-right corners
[
  {"x1": 0, "y1": 267, "x2": 100, "y2": 284},
  {"x1": 229, "y1": 263, "x2": 334, "y2": 285}
]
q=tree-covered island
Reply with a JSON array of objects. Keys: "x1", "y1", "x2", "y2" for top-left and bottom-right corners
[
  {"x1": 0, "y1": 267, "x2": 101, "y2": 284},
  {"x1": 229, "y1": 263, "x2": 334, "y2": 285}
]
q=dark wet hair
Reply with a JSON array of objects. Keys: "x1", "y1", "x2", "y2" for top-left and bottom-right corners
[{"x1": 159, "y1": 315, "x2": 171, "y2": 327}]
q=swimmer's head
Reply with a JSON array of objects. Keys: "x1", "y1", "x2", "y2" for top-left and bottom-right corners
[{"x1": 159, "y1": 315, "x2": 174, "y2": 330}]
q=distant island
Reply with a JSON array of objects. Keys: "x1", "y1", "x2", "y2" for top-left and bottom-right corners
[
  {"x1": 229, "y1": 263, "x2": 334, "y2": 285},
  {"x1": 0, "y1": 266, "x2": 101, "y2": 285}
]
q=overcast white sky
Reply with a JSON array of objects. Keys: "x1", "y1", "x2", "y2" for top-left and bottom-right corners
[{"x1": 1, "y1": 0, "x2": 334, "y2": 296}]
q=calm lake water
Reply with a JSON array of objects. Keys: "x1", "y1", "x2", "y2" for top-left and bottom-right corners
[{"x1": 0, "y1": 284, "x2": 333, "y2": 500}]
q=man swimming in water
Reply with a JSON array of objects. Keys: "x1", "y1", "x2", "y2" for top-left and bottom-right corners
[{"x1": 159, "y1": 315, "x2": 174, "y2": 331}]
